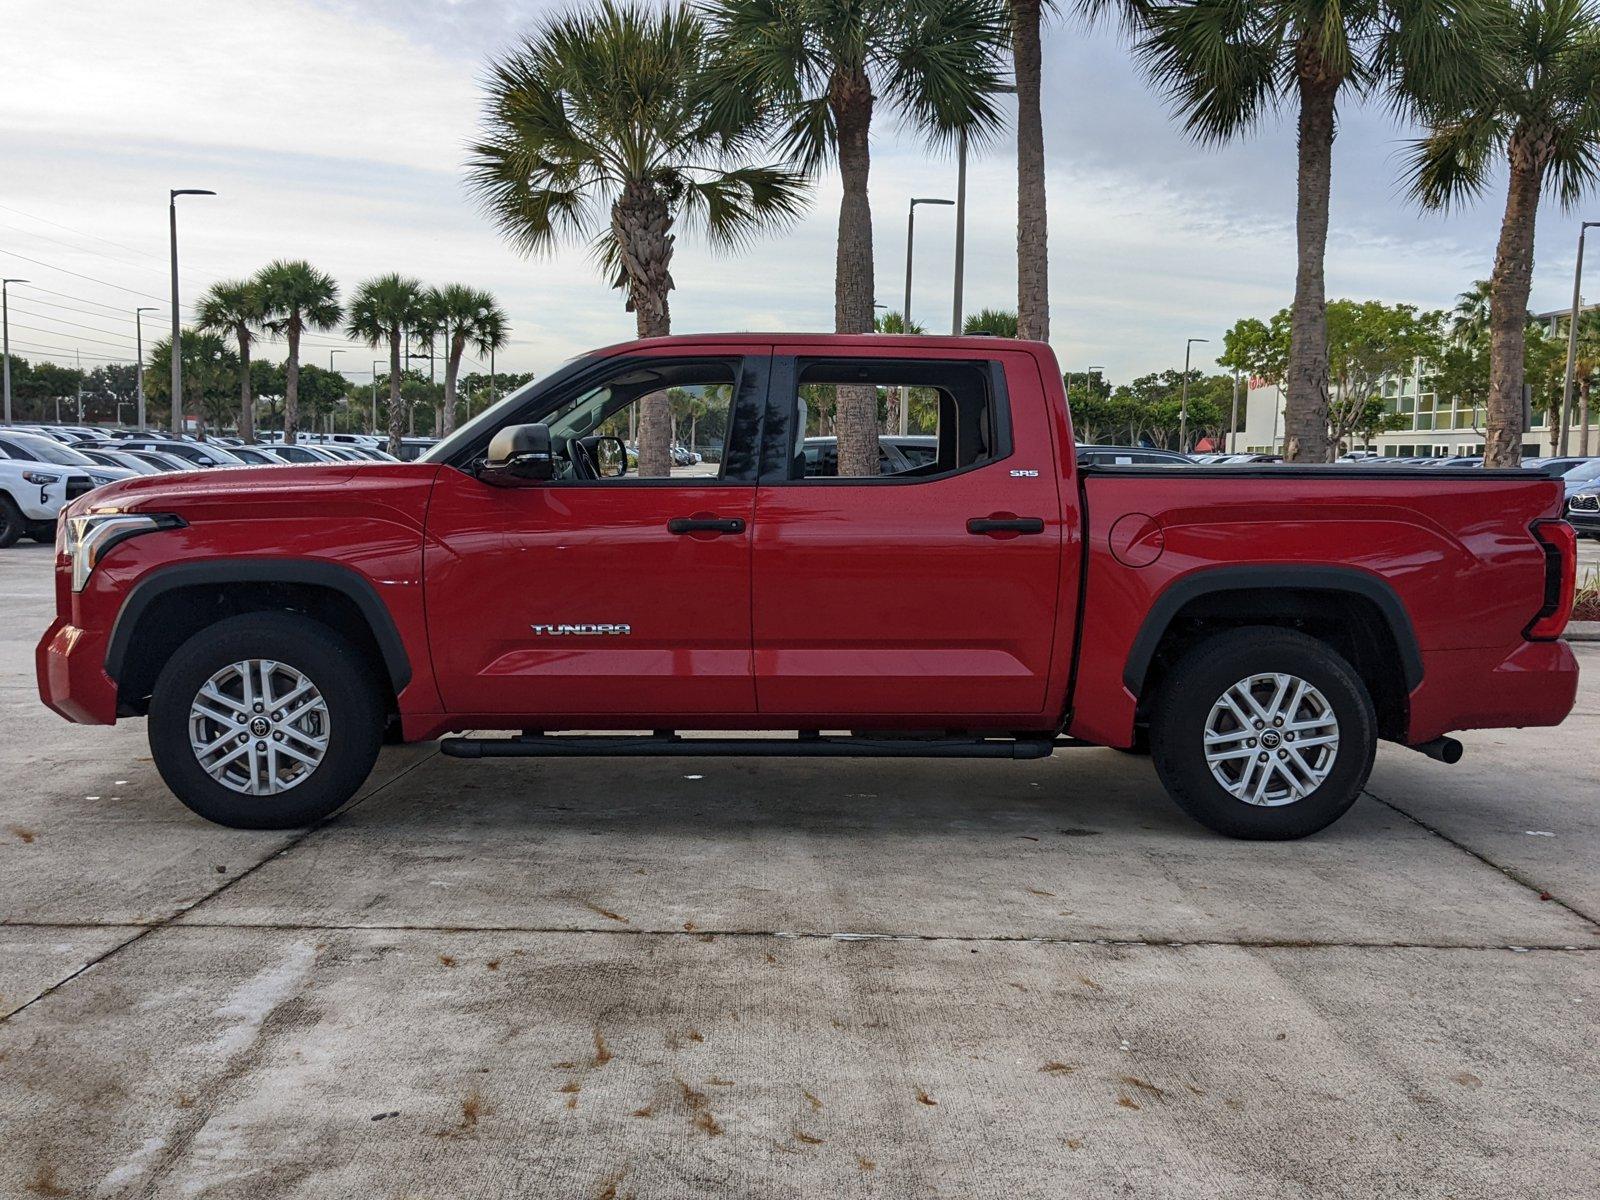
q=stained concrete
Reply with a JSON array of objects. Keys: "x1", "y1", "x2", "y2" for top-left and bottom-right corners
[{"x1": 2, "y1": 540, "x2": 1596, "y2": 1198}]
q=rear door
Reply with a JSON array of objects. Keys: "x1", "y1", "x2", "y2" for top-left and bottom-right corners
[
  {"x1": 424, "y1": 349, "x2": 768, "y2": 718},
  {"x1": 751, "y1": 346, "x2": 1069, "y2": 720}
]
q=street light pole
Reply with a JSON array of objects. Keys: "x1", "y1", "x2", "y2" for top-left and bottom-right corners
[
  {"x1": 1073, "y1": 366, "x2": 1104, "y2": 405},
  {"x1": 1180, "y1": 337, "x2": 1210, "y2": 454},
  {"x1": 952, "y1": 83, "x2": 1015, "y2": 335},
  {"x1": 2, "y1": 278, "x2": 25, "y2": 426},
  {"x1": 902, "y1": 196, "x2": 953, "y2": 433},
  {"x1": 134, "y1": 306, "x2": 156, "y2": 431},
  {"x1": 1229, "y1": 368, "x2": 1241, "y2": 454},
  {"x1": 169, "y1": 188, "x2": 215, "y2": 436},
  {"x1": 1559, "y1": 221, "x2": 1600, "y2": 455}
]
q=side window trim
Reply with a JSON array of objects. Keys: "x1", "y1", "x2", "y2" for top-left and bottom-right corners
[{"x1": 758, "y1": 354, "x2": 1014, "y2": 487}]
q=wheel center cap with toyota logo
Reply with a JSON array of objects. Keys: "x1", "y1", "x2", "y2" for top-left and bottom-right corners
[
  {"x1": 1260, "y1": 730, "x2": 1281, "y2": 749},
  {"x1": 249, "y1": 717, "x2": 272, "y2": 737}
]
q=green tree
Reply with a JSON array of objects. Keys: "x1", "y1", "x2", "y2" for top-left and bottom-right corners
[
  {"x1": 963, "y1": 307, "x2": 1019, "y2": 336},
  {"x1": 1119, "y1": 0, "x2": 1489, "y2": 462},
  {"x1": 1324, "y1": 299, "x2": 1444, "y2": 455},
  {"x1": 256, "y1": 260, "x2": 341, "y2": 445},
  {"x1": 1449, "y1": 278, "x2": 1496, "y2": 343},
  {"x1": 194, "y1": 279, "x2": 266, "y2": 442},
  {"x1": 470, "y1": 1, "x2": 807, "y2": 478},
  {"x1": 873, "y1": 310, "x2": 927, "y2": 335},
  {"x1": 145, "y1": 333, "x2": 240, "y2": 438},
  {"x1": 346, "y1": 275, "x2": 428, "y2": 456},
  {"x1": 706, "y1": 0, "x2": 1008, "y2": 475},
  {"x1": 1408, "y1": 0, "x2": 1600, "y2": 466},
  {"x1": 420, "y1": 285, "x2": 510, "y2": 437}
]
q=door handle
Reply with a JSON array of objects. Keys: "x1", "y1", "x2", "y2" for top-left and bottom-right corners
[
  {"x1": 967, "y1": 517, "x2": 1045, "y2": 536},
  {"x1": 667, "y1": 516, "x2": 746, "y2": 535}
]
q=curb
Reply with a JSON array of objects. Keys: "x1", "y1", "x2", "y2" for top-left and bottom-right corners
[{"x1": 1566, "y1": 621, "x2": 1600, "y2": 643}]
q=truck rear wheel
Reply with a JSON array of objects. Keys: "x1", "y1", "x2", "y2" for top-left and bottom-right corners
[
  {"x1": 148, "y1": 613, "x2": 385, "y2": 830},
  {"x1": 1148, "y1": 627, "x2": 1375, "y2": 840}
]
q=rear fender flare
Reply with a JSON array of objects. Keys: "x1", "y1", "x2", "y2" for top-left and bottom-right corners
[{"x1": 1121, "y1": 565, "x2": 1423, "y2": 697}]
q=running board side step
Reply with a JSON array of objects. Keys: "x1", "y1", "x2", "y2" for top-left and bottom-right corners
[{"x1": 440, "y1": 735, "x2": 1082, "y2": 760}]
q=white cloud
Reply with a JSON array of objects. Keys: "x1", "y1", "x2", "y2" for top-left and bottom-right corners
[{"x1": 0, "y1": 0, "x2": 1587, "y2": 383}]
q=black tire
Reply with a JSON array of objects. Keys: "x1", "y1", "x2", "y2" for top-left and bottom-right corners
[
  {"x1": 27, "y1": 521, "x2": 56, "y2": 544},
  {"x1": 1148, "y1": 626, "x2": 1376, "y2": 840},
  {"x1": 0, "y1": 494, "x2": 23, "y2": 549},
  {"x1": 148, "y1": 612, "x2": 385, "y2": 829}
]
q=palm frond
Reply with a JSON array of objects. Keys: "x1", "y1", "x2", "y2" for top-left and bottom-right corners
[{"x1": 1404, "y1": 111, "x2": 1504, "y2": 211}]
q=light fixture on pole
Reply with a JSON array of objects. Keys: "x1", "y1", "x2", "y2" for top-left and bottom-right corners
[
  {"x1": 1180, "y1": 337, "x2": 1209, "y2": 454},
  {"x1": 1559, "y1": 221, "x2": 1600, "y2": 456},
  {"x1": 902, "y1": 196, "x2": 953, "y2": 434},
  {"x1": 169, "y1": 188, "x2": 215, "y2": 435},
  {"x1": 1074, "y1": 366, "x2": 1104, "y2": 404},
  {"x1": 952, "y1": 84, "x2": 1016, "y2": 336},
  {"x1": 2, "y1": 278, "x2": 26, "y2": 426},
  {"x1": 134, "y1": 306, "x2": 157, "y2": 431}
]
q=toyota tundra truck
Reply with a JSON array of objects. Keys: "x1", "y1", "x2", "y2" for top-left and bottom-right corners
[{"x1": 36, "y1": 335, "x2": 1580, "y2": 839}]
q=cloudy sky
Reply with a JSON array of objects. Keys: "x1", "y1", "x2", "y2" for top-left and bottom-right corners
[{"x1": 0, "y1": 0, "x2": 1588, "y2": 386}]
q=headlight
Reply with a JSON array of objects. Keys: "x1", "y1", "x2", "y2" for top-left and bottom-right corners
[
  {"x1": 90, "y1": 473, "x2": 116, "y2": 486},
  {"x1": 22, "y1": 471, "x2": 62, "y2": 486},
  {"x1": 63, "y1": 512, "x2": 185, "y2": 592}
]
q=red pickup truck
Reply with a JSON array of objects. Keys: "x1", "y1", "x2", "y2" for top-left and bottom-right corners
[{"x1": 36, "y1": 334, "x2": 1579, "y2": 839}]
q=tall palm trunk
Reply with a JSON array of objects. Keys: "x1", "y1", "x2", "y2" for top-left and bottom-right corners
[
  {"x1": 443, "y1": 335, "x2": 464, "y2": 438},
  {"x1": 1580, "y1": 376, "x2": 1593, "y2": 457},
  {"x1": 1284, "y1": 49, "x2": 1337, "y2": 464},
  {"x1": 386, "y1": 328, "x2": 404, "y2": 458},
  {"x1": 615, "y1": 184, "x2": 675, "y2": 478},
  {"x1": 832, "y1": 72, "x2": 879, "y2": 478},
  {"x1": 1485, "y1": 131, "x2": 1546, "y2": 468},
  {"x1": 284, "y1": 320, "x2": 302, "y2": 445},
  {"x1": 235, "y1": 326, "x2": 254, "y2": 443},
  {"x1": 1013, "y1": 0, "x2": 1048, "y2": 344}
]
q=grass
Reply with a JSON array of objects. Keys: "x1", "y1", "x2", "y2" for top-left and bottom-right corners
[{"x1": 1575, "y1": 566, "x2": 1600, "y2": 623}]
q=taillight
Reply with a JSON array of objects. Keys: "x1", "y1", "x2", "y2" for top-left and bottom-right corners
[{"x1": 1525, "y1": 519, "x2": 1577, "y2": 640}]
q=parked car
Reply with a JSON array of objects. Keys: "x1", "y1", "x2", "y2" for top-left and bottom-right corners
[
  {"x1": 0, "y1": 432, "x2": 134, "y2": 486},
  {"x1": 37, "y1": 334, "x2": 1578, "y2": 841},
  {"x1": 0, "y1": 458, "x2": 102, "y2": 546},
  {"x1": 1566, "y1": 480, "x2": 1600, "y2": 539},
  {"x1": 258, "y1": 444, "x2": 343, "y2": 465},
  {"x1": 103, "y1": 439, "x2": 247, "y2": 469},
  {"x1": 392, "y1": 437, "x2": 440, "y2": 462},
  {"x1": 1076, "y1": 445, "x2": 1194, "y2": 467},
  {"x1": 122, "y1": 450, "x2": 196, "y2": 473},
  {"x1": 799, "y1": 435, "x2": 937, "y2": 477},
  {"x1": 1528, "y1": 457, "x2": 1600, "y2": 494},
  {"x1": 74, "y1": 448, "x2": 170, "y2": 476}
]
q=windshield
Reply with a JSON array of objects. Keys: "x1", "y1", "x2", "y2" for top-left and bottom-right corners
[
  {"x1": 1563, "y1": 459, "x2": 1600, "y2": 483},
  {"x1": 0, "y1": 435, "x2": 95, "y2": 467}
]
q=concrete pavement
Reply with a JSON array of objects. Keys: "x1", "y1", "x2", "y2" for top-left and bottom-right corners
[{"x1": 1, "y1": 542, "x2": 1596, "y2": 1199}]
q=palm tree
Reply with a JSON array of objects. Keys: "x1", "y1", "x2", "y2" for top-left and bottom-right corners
[
  {"x1": 1117, "y1": 0, "x2": 1489, "y2": 462},
  {"x1": 1410, "y1": 0, "x2": 1600, "y2": 466},
  {"x1": 469, "y1": 1, "x2": 807, "y2": 478},
  {"x1": 963, "y1": 306, "x2": 1020, "y2": 336},
  {"x1": 345, "y1": 275, "x2": 427, "y2": 457},
  {"x1": 422, "y1": 286, "x2": 510, "y2": 437},
  {"x1": 147, "y1": 333, "x2": 240, "y2": 440},
  {"x1": 1573, "y1": 306, "x2": 1600, "y2": 454},
  {"x1": 194, "y1": 279, "x2": 265, "y2": 443},
  {"x1": 1012, "y1": 0, "x2": 1051, "y2": 342},
  {"x1": 256, "y1": 260, "x2": 341, "y2": 446},
  {"x1": 1450, "y1": 278, "x2": 1496, "y2": 343},
  {"x1": 706, "y1": 0, "x2": 1008, "y2": 475}
]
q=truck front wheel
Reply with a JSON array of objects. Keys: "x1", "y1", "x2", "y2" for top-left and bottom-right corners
[
  {"x1": 1148, "y1": 627, "x2": 1376, "y2": 840},
  {"x1": 148, "y1": 613, "x2": 385, "y2": 829}
]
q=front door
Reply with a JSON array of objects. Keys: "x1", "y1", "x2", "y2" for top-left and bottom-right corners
[
  {"x1": 751, "y1": 347, "x2": 1070, "y2": 720},
  {"x1": 424, "y1": 351, "x2": 767, "y2": 719}
]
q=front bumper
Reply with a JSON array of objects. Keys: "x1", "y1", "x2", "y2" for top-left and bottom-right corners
[
  {"x1": 36, "y1": 616, "x2": 118, "y2": 725},
  {"x1": 1567, "y1": 507, "x2": 1600, "y2": 537}
]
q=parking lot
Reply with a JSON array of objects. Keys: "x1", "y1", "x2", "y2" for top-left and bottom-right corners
[{"x1": 1, "y1": 541, "x2": 1596, "y2": 1199}]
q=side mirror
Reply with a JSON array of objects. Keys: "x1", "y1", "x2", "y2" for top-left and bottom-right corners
[
  {"x1": 480, "y1": 423, "x2": 554, "y2": 487},
  {"x1": 593, "y1": 436, "x2": 628, "y2": 478}
]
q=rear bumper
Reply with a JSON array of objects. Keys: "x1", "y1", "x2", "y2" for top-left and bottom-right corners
[
  {"x1": 1406, "y1": 639, "x2": 1579, "y2": 744},
  {"x1": 36, "y1": 616, "x2": 119, "y2": 726}
]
